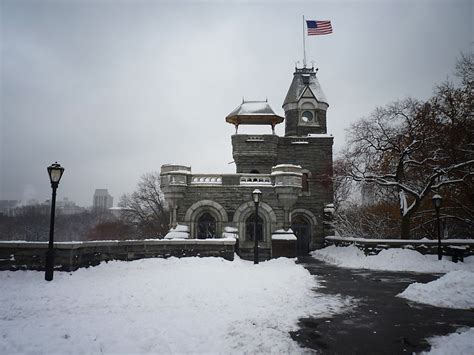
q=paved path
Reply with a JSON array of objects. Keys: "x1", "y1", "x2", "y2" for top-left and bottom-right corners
[{"x1": 291, "y1": 256, "x2": 474, "y2": 354}]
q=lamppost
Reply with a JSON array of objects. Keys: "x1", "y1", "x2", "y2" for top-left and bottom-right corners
[
  {"x1": 252, "y1": 189, "x2": 262, "y2": 265},
  {"x1": 45, "y1": 162, "x2": 65, "y2": 281},
  {"x1": 432, "y1": 194, "x2": 442, "y2": 261}
]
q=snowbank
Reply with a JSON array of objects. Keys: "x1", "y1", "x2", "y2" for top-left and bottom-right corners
[
  {"x1": 311, "y1": 245, "x2": 474, "y2": 273},
  {"x1": 423, "y1": 327, "x2": 474, "y2": 354},
  {"x1": 164, "y1": 224, "x2": 189, "y2": 239},
  {"x1": 0, "y1": 257, "x2": 349, "y2": 354},
  {"x1": 398, "y1": 270, "x2": 474, "y2": 309}
]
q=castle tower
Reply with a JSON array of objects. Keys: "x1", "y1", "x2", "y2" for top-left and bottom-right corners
[
  {"x1": 226, "y1": 100, "x2": 284, "y2": 174},
  {"x1": 282, "y1": 66, "x2": 329, "y2": 136}
]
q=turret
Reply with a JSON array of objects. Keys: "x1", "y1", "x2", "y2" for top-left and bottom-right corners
[
  {"x1": 282, "y1": 66, "x2": 329, "y2": 136},
  {"x1": 226, "y1": 100, "x2": 284, "y2": 174}
]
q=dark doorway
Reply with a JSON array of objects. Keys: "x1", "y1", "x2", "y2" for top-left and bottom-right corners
[
  {"x1": 245, "y1": 214, "x2": 264, "y2": 241},
  {"x1": 292, "y1": 216, "x2": 310, "y2": 255},
  {"x1": 197, "y1": 213, "x2": 217, "y2": 239}
]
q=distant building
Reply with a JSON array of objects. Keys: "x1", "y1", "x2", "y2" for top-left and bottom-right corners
[
  {"x1": 93, "y1": 189, "x2": 113, "y2": 211},
  {"x1": 0, "y1": 200, "x2": 18, "y2": 216},
  {"x1": 56, "y1": 197, "x2": 85, "y2": 215}
]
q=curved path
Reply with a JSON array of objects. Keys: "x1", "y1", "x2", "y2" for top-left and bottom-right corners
[{"x1": 291, "y1": 256, "x2": 474, "y2": 354}]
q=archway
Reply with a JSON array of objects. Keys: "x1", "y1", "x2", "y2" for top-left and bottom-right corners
[
  {"x1": 245, "y1": 214, "x2": 264, "y2": 242},
  {"x1": 233, "y1": 201, "x2": 277, "y2": 243},
  {"x1": 197, "y1": 212, "x2": 217, "y2": 239},
  {"x1": 184, "y1": 200, "x2": 228, "y2": 239}
]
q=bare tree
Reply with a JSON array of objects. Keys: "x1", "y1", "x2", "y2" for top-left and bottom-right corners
[
  {"x1": 343, "y1": 54, "x2": 474, "y2": 239},
  {"x1": 119, "y1": 172, "x2": 169, "y2": 238}
]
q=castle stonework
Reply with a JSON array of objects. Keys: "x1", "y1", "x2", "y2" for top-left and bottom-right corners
[{"x1": 160, "y1": 66, "x2": 334, "y2": 258}]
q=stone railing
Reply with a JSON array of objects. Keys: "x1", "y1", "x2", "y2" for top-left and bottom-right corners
[
  {"x1": 191, "y1": 175, "x2": 223, "y2": 185},
  {"x1": 239, "y1": 175, "x2": 272, "y2": 185},
  {"x1": 161, "y1": 164, "x2": 303, "y2": 191},
  {"x1": 0, "y1": 239, "x2": 236, "y2": 271},
  {"x1": 325, "y1": 236, "x2": 474, "y2": 259}
]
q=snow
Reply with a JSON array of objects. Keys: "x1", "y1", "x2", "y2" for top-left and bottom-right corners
[
  {"x1": 164, "y1": 224, "x2": 189, "y2": 239},
  {"x1": 312, "y1": 245, "x2": 474, "y2": 273},
  {"x1": 399, "y1": 190, "x2": 408, "y2": 215},
  {"x1": 398, "y1": 270, "x2": 474, "y2": 309},
  {"x1": 272, "y1": 235, "x2": 297, "y2": 241},
  {"x1": 306, "y1": 133, "x2": 332, "y2": 138},
  {"x1": 423, "y1": 327, "x2": 474, "y2": 355},
  {"x1": 325, "y1": 235, "x2": 474, "y2": 246},
  {"x1": 0, "y1": 257, "x2": 349, "y2": 354},
  {"x1": 222, "y1": 226, "x2": 238, "y2": 239},
  {"x1": 272, "y1": 228, "x2": 297, "y2": 241}
]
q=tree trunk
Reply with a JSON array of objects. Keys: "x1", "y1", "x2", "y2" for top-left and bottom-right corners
[{"x1": 400, "y1": 215, "x2": 411, "y2": 240}]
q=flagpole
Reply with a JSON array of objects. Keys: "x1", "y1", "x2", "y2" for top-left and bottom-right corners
[{"x1": 302, "y1": 15, "x2": 307, "y2": 68}]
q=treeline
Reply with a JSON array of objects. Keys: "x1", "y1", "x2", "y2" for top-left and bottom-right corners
[
  {"x1": 333, "y1": 52, "x2": 473, "y2": 239},
  {"x1": 0, "y1": 206, "x2": 131, "y2": 242}
]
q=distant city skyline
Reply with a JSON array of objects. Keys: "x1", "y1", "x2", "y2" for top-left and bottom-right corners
[{"x1": 1, "y1": 0, "x2": 472, "y2": 206}]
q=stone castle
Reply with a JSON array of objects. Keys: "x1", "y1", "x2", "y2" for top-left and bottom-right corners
[{"x1": 160, "y1": 66, "x2": 334, "y2": 258}]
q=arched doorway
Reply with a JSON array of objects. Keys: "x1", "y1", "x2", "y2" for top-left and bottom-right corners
[
  {"x1": 197, "y1": 213, "x2": 217, "y2": 239},
  {"x1": 245, "y1": 214, "x2": 264, "y2": 242},
  {"x1": 291, "y1": 215, "x2": 311, "y2": 255}
]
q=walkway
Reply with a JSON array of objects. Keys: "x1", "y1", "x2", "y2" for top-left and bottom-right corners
[{"x1": 291, "y1": 256, "x2": 474, "y2": 354}]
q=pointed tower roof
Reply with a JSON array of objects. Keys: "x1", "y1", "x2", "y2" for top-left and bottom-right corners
[
  {"x1": 226, "y1": 100, "x2": 284, "y2": 126},
  {"x1": 283, "y1": 67, "x2": 328, "y2": 107}
]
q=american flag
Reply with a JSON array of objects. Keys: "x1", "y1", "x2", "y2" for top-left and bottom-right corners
[{"x1": 306, "y1": 20, "x2": 333, "y2": 35}]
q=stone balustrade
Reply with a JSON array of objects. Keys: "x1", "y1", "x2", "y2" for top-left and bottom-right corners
[
  {"x1": 191, "y1": 175, "x2": 223, "y2": 185},
  {"x1": 239, "y1": 175, "x2": 272, "y2": 185}
]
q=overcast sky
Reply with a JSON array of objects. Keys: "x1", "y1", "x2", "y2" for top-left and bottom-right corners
[{"x1": 1, "y1": 0, "x2": 472, "y2": 207}]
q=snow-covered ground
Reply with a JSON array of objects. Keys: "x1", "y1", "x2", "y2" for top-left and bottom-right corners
[
  {"x1": 423, "y1": 327, "x2": 474, "y2": 355},
  {"x1": 312, "y1": 245, "x2": 474, "y2": 273},
  {"x1": 0, "y1": 256, "x2": 348, "y2": 354},
  {"x1": 313, "y1": 245, "x2": 474, "y2": 354},
  {"x1": 399, "y1": 270, "x2": 474, "y2": 309}
]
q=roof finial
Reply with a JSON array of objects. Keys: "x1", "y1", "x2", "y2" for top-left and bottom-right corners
[
  {"x1": 242, "y1": 97, "x2": 245, "y2": 104},
  {"x1": 265, "y1": 97, "x2": 268, "y2": 102},
  {"x1": 295, "y1": 60, "x2": 300, "y2": 69}
]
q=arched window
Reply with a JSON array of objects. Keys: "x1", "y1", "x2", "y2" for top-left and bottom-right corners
[
  {"x1": 245, "y1": 214, "x2": 264, "y2": 241},
  {"x1": 197, "y1": 213, "x2": 217, "y2": 239}
]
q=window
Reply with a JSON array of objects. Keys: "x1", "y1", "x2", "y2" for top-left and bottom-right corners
[
  {"x1": 245, "y1": 214, "x2": 264, "y2": 241},
  {"x1": 300, "y1": 102, "x2": 317, "y2": 124},
  {"x1": 302, "y1": 173, "x2": 309, "y2": 192},
  {"x1": 197, "y1": 213, "x2": 217, "y2": 239},
  {"x1": 250, "y1": 169, "x2": 260, "y2": 174},
  {"x1": 301, "y1": 110, "x2": 314, "y2": 123}
]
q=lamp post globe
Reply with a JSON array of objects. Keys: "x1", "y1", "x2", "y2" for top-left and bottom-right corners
[
  {"x1": 432, "y1": 194, "x2": 442, "y2": 261},
  {"x1": 45, "y1": 162, "x2": 64, "y2": 281},
  {"x1": 252, "y1": 189, "x2": 262, "y2": 265}
]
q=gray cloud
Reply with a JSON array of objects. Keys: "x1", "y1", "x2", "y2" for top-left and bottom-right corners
[{"x1": 1, "y1": 0, "x2": 472, "y2": 206}]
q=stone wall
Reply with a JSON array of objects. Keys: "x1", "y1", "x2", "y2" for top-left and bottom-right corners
[
  {"x1": 232, "y1": 134, "x2": 279, "y2": 174},
  {"x1": 277, "y1": 136, "x2": 334, "y2": 248},
  {"x1": 284, "y1": 109, "x2": 327, "y2": 136},
  {"x1": 176, "y1": 184, "x2": 284, "y2": 253},
  {"x1": 0, "y1": 239, "x2": 236, "y2": 271}
]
